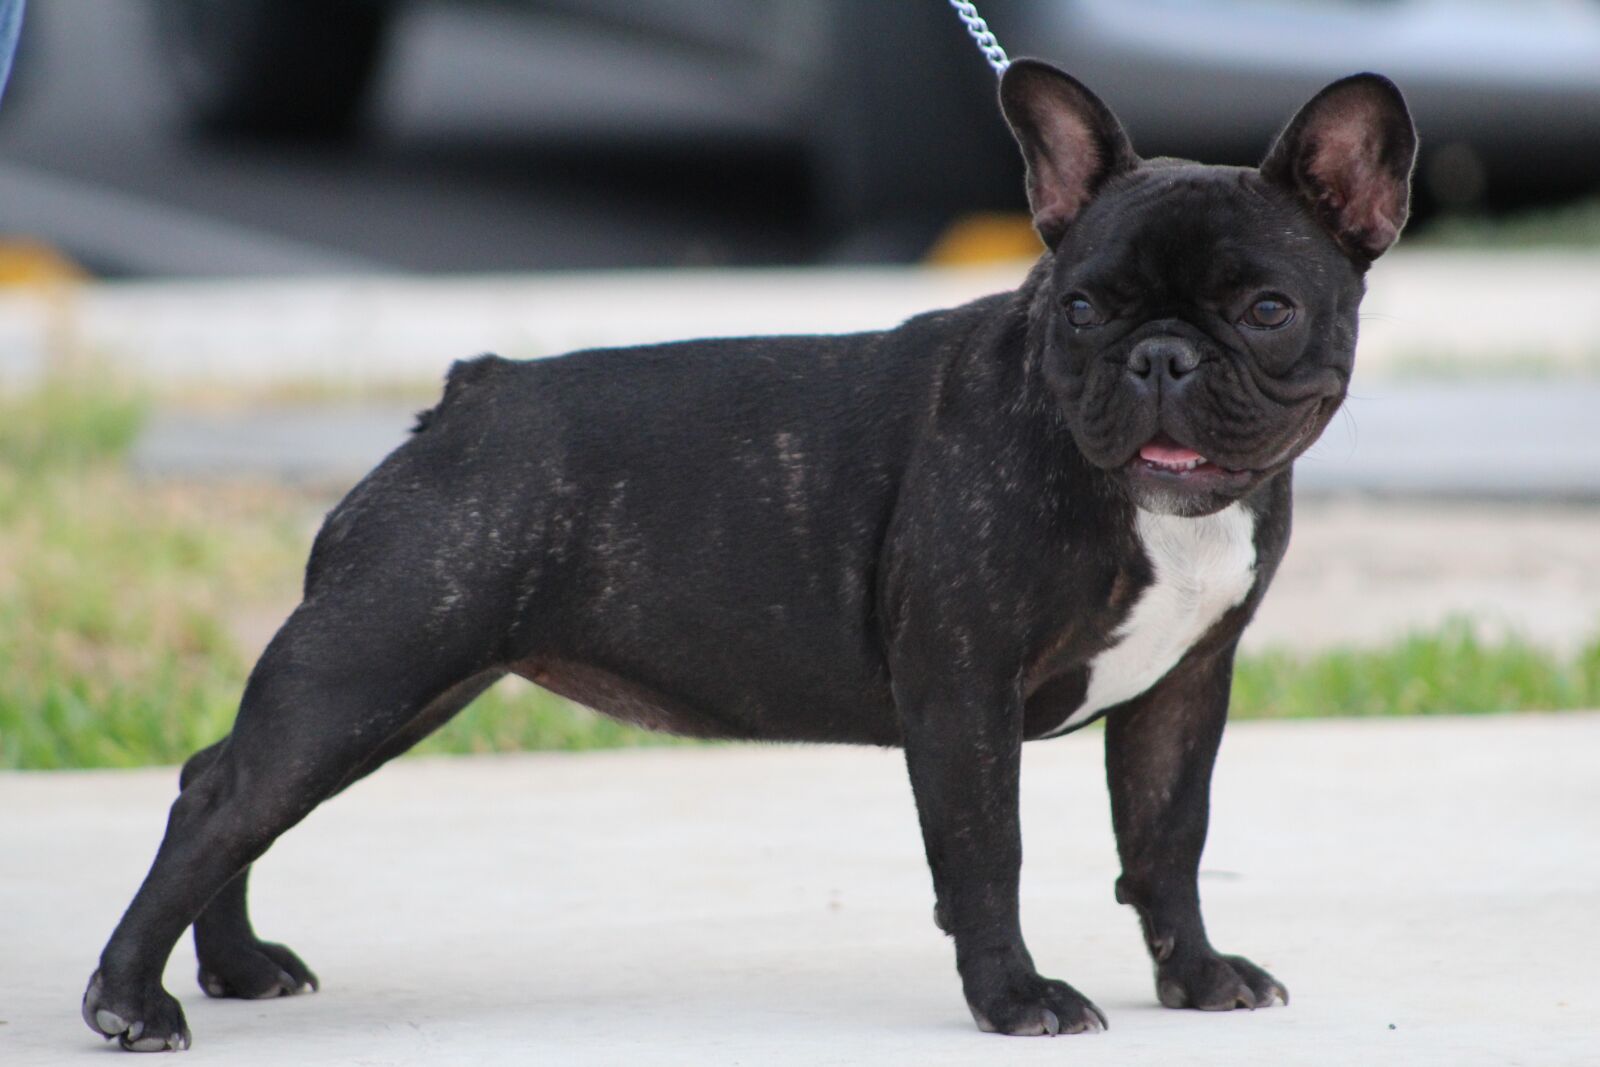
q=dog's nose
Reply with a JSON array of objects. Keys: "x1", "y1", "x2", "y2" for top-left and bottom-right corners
[{"x1": 1126, "y1": 337, "x2": 1201, "y2": 381}]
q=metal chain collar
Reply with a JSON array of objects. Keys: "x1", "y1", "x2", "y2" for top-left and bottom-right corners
[{"x1": 946, "y1": 0, "x2": 1010, "y2": 75}]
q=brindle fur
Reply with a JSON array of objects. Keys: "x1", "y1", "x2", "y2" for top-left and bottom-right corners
[{"x1": 83, "y1": 61, "x2": 1414, "y2": 1050}]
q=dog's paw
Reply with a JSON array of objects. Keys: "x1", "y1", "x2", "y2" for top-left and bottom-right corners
[
  {"x1": 1156, "y1": 951, "x2": 1288, "y2": 1011},
  {"x1": 197, "y1": 939, "x2": 319, "y2": 1000},
  {"x1": 967, "y1": 972, "x2": 1107, "y2": 1036},
  {"x1": 82, "y1": 969, "x2": 192, "y2": 1052}
]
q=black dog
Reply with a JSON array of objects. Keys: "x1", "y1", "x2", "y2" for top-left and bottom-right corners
[{"x1": 84, "y1": 60, "x2": 1414, "y2": 1050}]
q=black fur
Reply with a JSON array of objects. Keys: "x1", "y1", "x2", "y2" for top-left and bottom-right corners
[{"x1": 83, "y1": 62, "x2": 1414, "y2": 1050}]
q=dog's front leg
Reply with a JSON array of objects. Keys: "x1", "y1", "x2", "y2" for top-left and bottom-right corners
[
  {"x1": 898, "y1": 674, "x2": 1107, "y2": 1036},
  {"x1": 1105, "y1": 643, "x2": 1289, "y2": 1011}
]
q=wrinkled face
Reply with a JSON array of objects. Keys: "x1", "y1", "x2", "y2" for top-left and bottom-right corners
[
  {"x1": 1043, "y1": 165, "x2": 1364, "y2": 516},
  {"x1": 999, "y1": 61, "x2": 1415, "y2": 516}
]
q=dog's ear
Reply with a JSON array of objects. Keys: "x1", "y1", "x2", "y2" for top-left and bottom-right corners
[
  {"x1": 1000, "y1": 60, "x2": 1138, "y2": 249},
  {"x1": 1261, "y1": 73, "x2": 1417, "y2": 263}
]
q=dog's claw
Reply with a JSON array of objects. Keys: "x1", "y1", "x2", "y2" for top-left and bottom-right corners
[
  {"x1": 83, "y1": 969, "x2": 192, "y2": 1052},
  {"x1": 196, "y1": 939, "x2": 319, "y2": 1000},
  {"x1": 94, "y1": 1008, "x2": 128, "y2": 1036},
  {"x1": 967, "y1": 967, "x2": 1106, "y2": 1037},
  {"x1": 1158, "y1": 952, "x2": 1288, "y2": 1014}
]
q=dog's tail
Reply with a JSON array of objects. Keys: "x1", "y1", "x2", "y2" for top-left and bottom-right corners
[{"x1": 412, "y1": 353, "x2": 511, "y2": 433}]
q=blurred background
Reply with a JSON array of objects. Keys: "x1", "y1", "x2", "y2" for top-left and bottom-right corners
[
  {"x1": 2, "y1": 0, "x2": 1600, "y2": 771},
  {"x1": 2, "y1": 0, "x2": 1600, "y2": 275}
]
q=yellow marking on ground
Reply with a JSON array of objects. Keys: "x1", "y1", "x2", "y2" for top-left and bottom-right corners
[
  {"x1": 0, "y1": 239, "x2": 87, "y2": 286},
  {"x1": 925, "y1": 212, "x2": 1041, "y2": 265}
]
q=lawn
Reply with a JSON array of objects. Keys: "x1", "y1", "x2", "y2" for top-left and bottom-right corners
[
  {"x1": 1416, "y1": 196, "x2": 1600, "y2": 250},
  {"x1": 2, "y1": 381, "x2": 1596, "y2": 771}
]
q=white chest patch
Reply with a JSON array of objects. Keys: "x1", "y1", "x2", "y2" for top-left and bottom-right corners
[{"x1": 1048, "y1": 503, "x2": 1258, "y2": 735}]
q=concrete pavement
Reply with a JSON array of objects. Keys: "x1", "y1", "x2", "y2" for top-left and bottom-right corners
[
  {"x1": 5, "y1": 250, "x2": 1600, "y2": 390},
  {"x1": 4, "y1": 712, "x2": 1597, "y2": 1065}
]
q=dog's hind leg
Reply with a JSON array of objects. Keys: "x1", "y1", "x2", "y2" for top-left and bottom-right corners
[
  {"x1": 174, "y1": 738, "x2": 314, "y2": 1003},
  {"x1": 187, "y1": 669, "x2": 502, "y2": 1002},
  {"x1": 83, "y1": 566, "x2": 508, "y2": 1051}
]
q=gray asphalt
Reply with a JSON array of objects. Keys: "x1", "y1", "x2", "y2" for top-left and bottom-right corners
[
  {"x1": 1298, "y1": 378, "x2": 1600, "y2": 499},
  {"x1": 132, "y1": 379, "x2": 1600, "y2": 501}
]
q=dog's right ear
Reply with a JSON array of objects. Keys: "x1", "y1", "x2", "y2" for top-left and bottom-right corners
[{"x1": 1000, "y1": 60, "x2": 1138, "y2": 249}]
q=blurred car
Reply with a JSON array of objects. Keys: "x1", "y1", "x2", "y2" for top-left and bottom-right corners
[
  {"x1": 1012, "y1": 0, "x2": 1600, "y2": 212},
  {"x1": 157, "y1": 0, "x2": 1600, "y2": 253}
]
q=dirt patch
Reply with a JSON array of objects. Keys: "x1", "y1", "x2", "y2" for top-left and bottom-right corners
[{"x1": 1250, "y1": 497, "x2": 1600, "y2": 652}]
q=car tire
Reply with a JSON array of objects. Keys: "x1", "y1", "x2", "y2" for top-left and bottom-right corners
[
  {"x1": 156, "y1": 0, "x2": 394, "y2": 137},
  {"x1": 810, "y1": 0, "x2": 1021, "y2": 260}
]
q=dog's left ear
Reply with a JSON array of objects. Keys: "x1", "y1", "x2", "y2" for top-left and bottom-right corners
[
  {"x1": 1261, "y1": 73, "x2": 1417, "y2": 263},
  {"x1": 1000, "y1": 60, "x2": 1138, "y2": 249}
]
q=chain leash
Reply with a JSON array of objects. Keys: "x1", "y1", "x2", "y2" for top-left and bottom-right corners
[{"x1": 945, "y1": 0, "x2": 1010, "y2": 75}]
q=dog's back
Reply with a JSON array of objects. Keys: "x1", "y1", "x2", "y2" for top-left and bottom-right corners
[{"x1": 303, "y1": 303, "x2": 1002, "y2": 744}]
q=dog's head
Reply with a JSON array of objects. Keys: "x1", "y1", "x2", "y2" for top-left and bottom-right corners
[{"x1": 1001, "y1": 61, "x2": 1416, "y2": 516}]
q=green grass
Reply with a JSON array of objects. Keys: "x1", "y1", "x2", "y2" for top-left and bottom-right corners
[
  {"x1": 1232, "y1": 620, "x2": 1600, "y2": 720},
  {"x1": 1415, "y1": 197, "x2": 1600, "y2": 250},
  {"x1": 0, "y1": 381, "x2": 285, "y2": 768},
  {"x1": 1380, "y1": 348, "x2": 1600, "y2": 381},
  {"x1": 0, "y1": 378, "x2": 678, "y2": 769},
  {"x1": 0, "y1": 379, "x2": 144, "y2": 475},
  {"x1": 1, "y1": 379, "x2": 1597, "y2": 771}
]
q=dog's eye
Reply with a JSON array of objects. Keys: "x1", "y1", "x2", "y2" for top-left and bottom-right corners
[
  {"x1": 1063, "y1": 295, "x2": 1102, "y2": 328},
  {"x1": 1242, "y1": 297, "x2": 1295, "y2": 330}
]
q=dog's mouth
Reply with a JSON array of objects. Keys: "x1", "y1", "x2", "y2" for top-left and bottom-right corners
[
  {"x1": 1128, "y1": 434, "x2": 1256, "y2": 490},
  {"x1": 1134, "y1": 434, "x2": 1238, "y2": 474},
  {"x1": 1138, "y1": 436, "x2": 1217, "y2": 473}
]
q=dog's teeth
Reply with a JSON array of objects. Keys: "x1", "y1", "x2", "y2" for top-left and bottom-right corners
[
  {"x1": 1149, "y1": 456, "x2": 1207, "y2": 472},
  {"x1": 1145, "y1": 457, "x2": 1203, "y2": 473}
]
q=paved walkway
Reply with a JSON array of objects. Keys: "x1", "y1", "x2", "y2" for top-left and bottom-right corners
[
  {"x1": 5, "y1": 250, "x2": 1600, "y2": 390},
  {"x1": 4, "y1": 712, "x2": 1596, "y2": 1064}
]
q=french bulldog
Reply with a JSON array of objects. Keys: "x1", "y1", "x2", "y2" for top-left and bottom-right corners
[{"x1": 84, "y1": 59, "x2": 1414, "y2": 1050}]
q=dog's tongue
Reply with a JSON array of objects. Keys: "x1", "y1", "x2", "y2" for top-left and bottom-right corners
[{"x1": 1139, "y1": 440, "x2": 1206, "y2": 465}]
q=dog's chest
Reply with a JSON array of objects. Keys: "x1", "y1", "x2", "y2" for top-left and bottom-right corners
[{"x1": 1048, "y1": 504, "x2": 1258, "y2": 735}]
